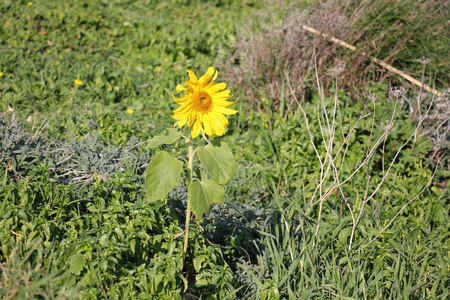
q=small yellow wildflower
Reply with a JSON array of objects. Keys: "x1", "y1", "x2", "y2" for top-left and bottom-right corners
[
  {"x1": 126, "y1": 108, "x2": 134, "y2": 114},
  {"x1": 74, "y1": 79, "x2": 82, "y2": 86},
  {"x1": 0, "y1": 72, "x2": 3, "y2": 77},
  {"x1": 27, "y1": 2, "x2": 32, "y2": 6},
  {"x1": 172, "y1": 67, "x2": 237, "y2": 138}
]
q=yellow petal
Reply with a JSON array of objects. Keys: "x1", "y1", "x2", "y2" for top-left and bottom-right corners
[
  {"x1": 213, "y1": 100, "x2": 236, "y2": 108},
  {"x1": 199, "y1": 67, "x2": 215, "y2": 86},
  {"x1": 212, "y1": 69, "x2": 218, "y2": 81},
  {"x1": 172, "y1": 94, "x2": 187, "y2": 104},
  {"x1": 191, "y1": 119, "x2": 202, "y2": 138},
  {"x1": 214, "y1": 106, "x2": 238, "y2": 115},
  {"x1": 202, "y1": 118, "x2": 213, "y2": 137},
  {"x1": 177, "y1": 118, "x2": 187, "y2": 128},
  {"x1": 206, "y1": 82, "x2": 227, "y2": 94},
  {"x1": 173, "y1": 104, "x2": 192, "y2": 120},
  {"x1": 214, "y1": 90, "x2": 232, "y2": 98},
  {"x1": 210, "y1": 116, "x2": 226, "y2": 136},
  {"x1": 176, "y1": 84, "x2": 186, "y2": 92},
  {"x1": 186, "y1": 69, "x2": 198, "y2": 83},
  {"x1": 188, "y1": 110, "x2": 198, "y2": 126},
  {"x1": 215, "y1": 112, "x2": 229, "y2": 127}
]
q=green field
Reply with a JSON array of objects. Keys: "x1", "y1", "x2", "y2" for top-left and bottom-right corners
[{"x1": 1, "y1": 0, "x2": 449, "y2": 299}]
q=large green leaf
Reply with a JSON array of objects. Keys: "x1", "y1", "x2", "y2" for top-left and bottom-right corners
[
  {"x1": 145, "y1": 151, "x2": 183, "y2": 202},
  {"x1": 197, "y1": 142, "x2": 235, "y2": 184},
  {"x1": 147, "y1": 128, "x2": 180, "y2": 149},
  {"x1": 188, "y1": 179, "x2": 224, "y2": 220},
  {"x1": 69, "y1": 252, "x2": 86, "y2": 275}
]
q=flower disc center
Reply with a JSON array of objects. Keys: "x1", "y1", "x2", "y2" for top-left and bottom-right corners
[{"x1": 193, "y1": 91, "x2": 213, "y2": 113}]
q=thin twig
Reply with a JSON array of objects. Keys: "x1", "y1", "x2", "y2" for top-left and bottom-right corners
[{"x1": 301, "y1": 25, "x2": 443, "y2": 97}]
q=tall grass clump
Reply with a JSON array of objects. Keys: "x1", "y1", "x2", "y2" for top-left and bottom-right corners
[{"x1": 231, "y1": 64, "x2": 448, "y2": 298}]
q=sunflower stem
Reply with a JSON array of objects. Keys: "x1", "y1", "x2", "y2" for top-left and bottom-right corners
[{"x1": 182, "y1": 140, "x2": 194, "y2": 270}]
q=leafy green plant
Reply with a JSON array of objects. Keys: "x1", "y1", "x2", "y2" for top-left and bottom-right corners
[{"x1": 145, "y1": 67, "x2": 237, "y2": 273}]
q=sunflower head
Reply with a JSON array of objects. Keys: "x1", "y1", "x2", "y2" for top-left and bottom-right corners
[{"x1": 173, "y1": 67, "x2": 237, "y2": 139}]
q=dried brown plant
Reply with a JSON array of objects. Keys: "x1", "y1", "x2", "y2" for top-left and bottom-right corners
[{"x1": 221, "y1": 0, "x2": 448, "y2": 113}]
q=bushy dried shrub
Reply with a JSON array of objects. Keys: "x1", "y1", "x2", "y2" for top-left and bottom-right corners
[
  {"x1": 222, "y1": 0, "x2": 448, "y2": 112},
  {"x1": 414, "y1": 89, "x2": 450, "y2": 178}
]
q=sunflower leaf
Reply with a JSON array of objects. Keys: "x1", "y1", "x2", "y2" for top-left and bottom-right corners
[
  {"x1": 197, "y1": 142, "x2": 235, "y2": 184},
  {"x1": 147, "y1": 128, "x2": 180, "y2": 149},
  {"x1": 189, "y1": 179, "x2": 224, "y2": 220},
  {"x1": 145, "y1": 151, "x2": 183, "y2": 202}
]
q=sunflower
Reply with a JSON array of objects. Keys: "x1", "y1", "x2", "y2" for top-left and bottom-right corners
[{"x1": 173, "y1": 67, "x2": 237, "y2": 138}]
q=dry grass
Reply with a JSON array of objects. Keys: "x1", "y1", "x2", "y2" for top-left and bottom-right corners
[{"x1": 222, "y1": 0, "x2": 449, "y2": 112}]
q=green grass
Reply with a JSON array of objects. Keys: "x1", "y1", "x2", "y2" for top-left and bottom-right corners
[{"x1": 1, "y1": 0, "x2": 449, "y2": 299}]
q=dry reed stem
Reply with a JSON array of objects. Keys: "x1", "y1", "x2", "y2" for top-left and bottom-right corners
[{"x1": 301, "y1": 25, "x2": 444, "y2": 97}]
